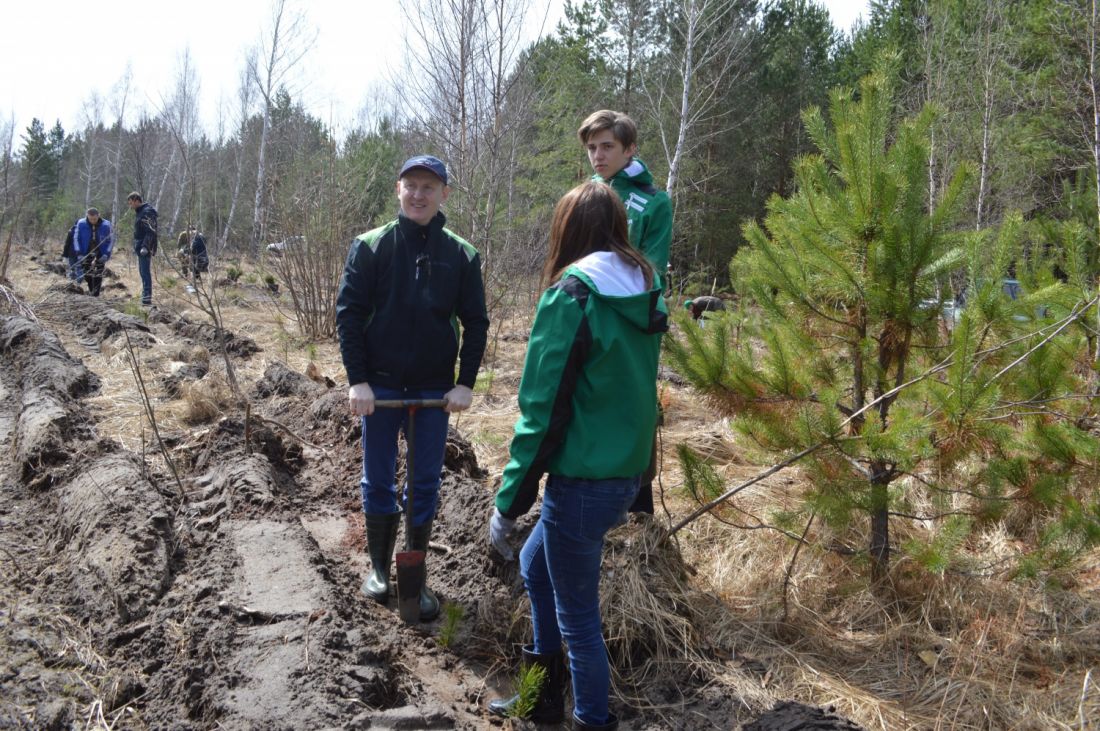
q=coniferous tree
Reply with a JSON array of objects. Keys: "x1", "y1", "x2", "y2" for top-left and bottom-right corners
[{"x1": 667, "y1": 72, "x2": 1099, "y2": 585}]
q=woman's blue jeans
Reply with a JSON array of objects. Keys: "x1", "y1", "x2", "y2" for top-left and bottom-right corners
[
  {"x1": 519, "y1": 474, "x2": 639, "y2": 727},
  {"x1": 359, "y1": 385, "x2": 449, "y2": 527}
]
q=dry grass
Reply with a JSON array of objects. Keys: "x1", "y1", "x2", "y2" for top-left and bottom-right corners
[
  {"x1": 177, "y1": 373, "x2": 234, "y2": 424},
  {"x1": 7, "y1": 249, "x2": 1100, "y2": 730}
]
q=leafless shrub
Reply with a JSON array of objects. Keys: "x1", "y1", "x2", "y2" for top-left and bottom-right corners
[{"x1": 267, "y1": 149, "x2": 387, "y2": 340}]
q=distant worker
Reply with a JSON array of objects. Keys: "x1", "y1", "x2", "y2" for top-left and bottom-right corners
[
  {"x1": 127, "y1": 193, "x2": 158, "y2": 306},
  {"x1": 684, "y1": 295, "x2": 725, "y2": 324},
  {"x1": 190, "y1": 229, "x2": 209, "y2": 283},
  {"x1": 177, "y1": 226, "x2": 194, "y2": 275},
  {"x1": 73, "y1": 207, "x2": 113, "y2": 297},
  {"x1": 62, "y1": 220, "x2": 81, "y2": 282}
]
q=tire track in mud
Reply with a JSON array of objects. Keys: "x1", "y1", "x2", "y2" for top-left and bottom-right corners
[
  {"x1": 0, "y1": 299, "x2": 516, "y2": 729},
  {"x1": 3, "y1": 276, "x2": 869, "y2": 730}
]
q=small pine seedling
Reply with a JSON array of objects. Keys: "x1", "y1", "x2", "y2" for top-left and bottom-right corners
[
  {"x1": 509, "y1": 662, "x2": 547, "y2": 719},
  {"x1": 437, "y1": 601, "x2": 465, "y2": 648}
]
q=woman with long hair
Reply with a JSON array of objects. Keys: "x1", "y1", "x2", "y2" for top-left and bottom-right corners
[{"x1": 487, "y1": 181, "x2": 668, "y2": 730}]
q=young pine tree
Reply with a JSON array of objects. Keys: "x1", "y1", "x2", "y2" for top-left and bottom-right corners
[
  {"x1": 668, "y1": 73, "x2": 1100, "y2": 587},
  {"x1": 670, "y1": 73, "x2": 971, "y2": 584}
]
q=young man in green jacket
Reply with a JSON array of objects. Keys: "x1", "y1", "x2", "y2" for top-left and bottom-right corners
[{"x1": 578, "y1": 109, "x2": 673, "y2": 514}]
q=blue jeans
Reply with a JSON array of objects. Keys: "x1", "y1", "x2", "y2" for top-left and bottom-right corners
[
  {"x1": 520, "y1": 474, "x2": 639, "y2": 727},
  {"x1": 137, "y1": 251, "x2": 152, "y2": 304},
  {"x1": 359, "y1": 385, "x2": 449, "y2": 527},
  {"x1": 66, "y1": 255, "x2": 84, "y2": 282}
]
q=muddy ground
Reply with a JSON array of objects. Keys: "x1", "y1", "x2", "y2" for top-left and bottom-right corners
[{"x1": 0, "y1": 257, "x2": 863, "y2": 730}]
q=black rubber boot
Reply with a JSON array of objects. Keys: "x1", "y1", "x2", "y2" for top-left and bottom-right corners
[
  {"x1": 487, "y1": 645, "x2": 566, "y2": 723},
  {"x1": 573, "y1": 712, "x2": 619, "y2": 730},
  {"x1": 409, "y1": 520, "x2": 440, "y2": 621},
  {"x1": 362, "y1": 512, "x2": 400, "y2": 603}
]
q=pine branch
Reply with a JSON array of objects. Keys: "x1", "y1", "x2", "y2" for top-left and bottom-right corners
[{"x1": 666, "y1": 300, "x2": 1096, "y2": 537}]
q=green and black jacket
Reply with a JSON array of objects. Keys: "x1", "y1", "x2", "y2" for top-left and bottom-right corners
[
  {"x1": 336, "y1": 212, "x2": 489, "y2": 390},
  {"x1": 495, "y1": 258, "x2": 668, "y2": 520},
  {"x1": 595, "y1": 158, "x2": 673, "y2": 278}
]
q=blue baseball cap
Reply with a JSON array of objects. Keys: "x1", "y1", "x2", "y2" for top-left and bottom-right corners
[{"x1": 399, "y1": 155, "x2": 448, "y2": 185}]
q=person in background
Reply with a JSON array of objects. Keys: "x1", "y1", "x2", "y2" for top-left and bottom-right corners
[
  {"x1": 62, "y1": 220, "x2": 81, "y2": 282},
  {"x1": 190, "y1": 229, "x2": 209, "y2": 286},
  {"x1": 73, "y1": 207, "x2": 113, "y2": 297},
  {"x1": 488, "y1": 182, "x2": 667, "y2": 730},
  {"x1": 684, "y1": 294, "x2": 726, "y2": 325},
  {"x1": 177, "y1": 226, "x2": 195, "y2": 277},
  {"x1": 128, "y1": 193, "x2": 158, "y2": 306}
]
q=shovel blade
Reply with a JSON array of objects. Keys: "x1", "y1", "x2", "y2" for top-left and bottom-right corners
[{"x1": 395, "y1": 549, "x2": 426, "y2": 625}]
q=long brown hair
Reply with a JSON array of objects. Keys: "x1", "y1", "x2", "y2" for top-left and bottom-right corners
[{"x1": 542, "y1": 182, "x2": 654, "y2": 289}]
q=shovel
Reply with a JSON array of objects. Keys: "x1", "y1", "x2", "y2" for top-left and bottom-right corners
[{"x1": 375, "y1": 398, "x2": 447, "y2": 624}]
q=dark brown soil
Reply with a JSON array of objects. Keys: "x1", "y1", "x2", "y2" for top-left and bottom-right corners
[{"x1": 0, "y1": 267, "x2": 864, "y2": 730}]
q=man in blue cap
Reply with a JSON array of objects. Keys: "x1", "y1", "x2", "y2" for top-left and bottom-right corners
[{"x1": 336, "y1": 154, "x2": 489, "y2": 622}]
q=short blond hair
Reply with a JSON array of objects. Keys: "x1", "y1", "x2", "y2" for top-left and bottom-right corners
[{"x1": 577, "y1": 110, "x2": 638, "y2": 148}]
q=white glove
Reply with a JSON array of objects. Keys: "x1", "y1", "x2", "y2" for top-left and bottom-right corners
[
  {"x1": 489, "y1": 508, "x2": 516, "y2": 561},
  {"x1": 443, "y1": 384, "x2": 473, "y2": 413},
  {"x1": 348, "y1": 382, "x2": 375, "y2": 416}
]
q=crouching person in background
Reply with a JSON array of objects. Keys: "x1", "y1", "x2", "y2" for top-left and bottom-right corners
[
  {"x1": 488, "y1": 181, "x2": 667, "y2": 730},
  {"x1": 74, "y1": 207, "x2": 113, "y2": 297}
]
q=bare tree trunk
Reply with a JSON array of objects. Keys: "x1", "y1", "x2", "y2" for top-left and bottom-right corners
[
  {"x1": 1091, "y1": 0, "x2": 1100, "y2": 363},
  {"x1": 869, "y1": 475, "x2": 890, "y2": 585},
  {"x1": 974, "y1": 3, "x2": 999, "y2": 230},
  {"x1": 665, "y1": 0, "x2": 696, "y2": 197},
  {"x1": 247, "y1": 0, "x2": 314, "y2": 255},
  {"x1": 250, "y1": 106, "x2": 271, "y2": 253},
  {"x1": 645, "y1": 0, "x2": 750, "y2": 204},
  {"x1": 80, "y1": 95, "x2": 104, "y2": 206},
  {"x1": 151, "y1": 144, "x2": 177, "y2": 210},
  {"x1": 110, "y1": 68, "x2": 131, "y2": 223},
  {"x1": 221, "y1": 68, "x2": 254, "y2": 253},
  {"x1": 169, "y1": 173, "x2": 186, "y2": 236}
]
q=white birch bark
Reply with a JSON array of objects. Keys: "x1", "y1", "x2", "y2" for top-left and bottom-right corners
[
  {"x1": 109, "y1": 67, "x2": 131, "y2": 224},
  {"x1": 247, "y1": 0, "x2": 314, "y2": 254},
  {"x1": 220, "y1": 67, "x2": 255, "y2": 253}
]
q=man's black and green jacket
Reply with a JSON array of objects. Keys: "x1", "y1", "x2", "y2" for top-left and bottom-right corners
[
  {"x1": 495, "y1": 262, "x2": 667, "y2": 520},
  {"x1": 336, "y1": 212, "x2": 489, "y2": 390}
]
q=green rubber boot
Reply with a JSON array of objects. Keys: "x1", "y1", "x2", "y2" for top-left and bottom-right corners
[
  {"x1": 409, "y1": 519, "x2": 440, "y2": 621},
  {"x1": 362, "y1": 512, "x2": 400, "y2": 603}
]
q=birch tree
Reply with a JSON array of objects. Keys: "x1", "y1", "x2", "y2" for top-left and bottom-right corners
[
  {"x1": 109, "y1": 66, "x2": 132, "y2": 223},
  {"x1": 77, "y1": 94, "x2": 104, "y2": 206},
  {"x1": 247, "y1": 0, "x2": 314, "y2": 254},
  {"x1": 159, "y1": 48, "x2": 202, "y2": 237},
  {"x1": 399, "y1": 0, "x2": 540, "y2": 275},
  {"x1": 643, "y1": 0, "x2": 753, "y2": 200},
  {"x1": 220, "y1": 65, "x2": 256, "y2": 253}
]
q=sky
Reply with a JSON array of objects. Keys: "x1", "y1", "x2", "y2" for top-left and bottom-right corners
[{"x1": 1, "y1": 0, "x2": 869, "y2": 144}]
